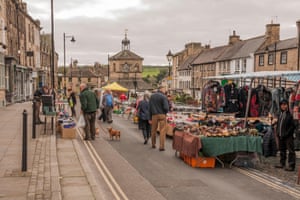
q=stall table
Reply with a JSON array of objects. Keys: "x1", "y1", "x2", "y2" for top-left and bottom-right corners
[{"x1": 201, "y1": 135, "x2": 262, "y2": 168}]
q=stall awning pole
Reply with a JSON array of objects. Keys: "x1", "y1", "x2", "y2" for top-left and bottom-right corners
[{"x1": 244, "y1": 78, "x2": 254, "y2": 128}]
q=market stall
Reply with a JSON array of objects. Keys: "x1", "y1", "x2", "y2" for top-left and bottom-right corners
[
  {"x1": 201, "y1": 135, "x2": 262, "y2": 167},
  {"x1": 173, "y1": 71, "x2": 300, "y2": 168}
]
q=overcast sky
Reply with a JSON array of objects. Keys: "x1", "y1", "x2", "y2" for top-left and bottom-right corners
[{"x1": 24, "y1": 0, "x2": 300, "y2": 66}]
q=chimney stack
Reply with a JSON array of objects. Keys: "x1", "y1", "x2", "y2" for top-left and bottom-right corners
[
  {"x1": 229, "y1": 30, "x2": 240, "y2": 45},
  {"x1": 265, "y1": 22, "x2": 280, "y2": 46}
]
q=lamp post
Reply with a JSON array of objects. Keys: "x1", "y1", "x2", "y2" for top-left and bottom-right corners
[
  {"x1": 63, "y1": 32, "x2": 75, "y2": 96},
  {"x1": 188, "y1": 64, "x2": 195, "y2": 99},
  {"x1": 166, "y1": 50, "x2": 173, "y2": 92},
  {"x1": 134, "y1": 65, "x2": 138, "y2": 95}
]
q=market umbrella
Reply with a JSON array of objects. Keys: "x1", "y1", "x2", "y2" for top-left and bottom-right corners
[{"x1": 102, "y1": 82, "x2": 128, "y2": 92}]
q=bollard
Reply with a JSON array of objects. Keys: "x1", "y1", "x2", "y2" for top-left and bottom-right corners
[
  {"x1": 22, "y1": 109, "x2": 27, "y2": 172},
  {"x1": 32, "y1": 99, "x2": 36, "y2": 139}
]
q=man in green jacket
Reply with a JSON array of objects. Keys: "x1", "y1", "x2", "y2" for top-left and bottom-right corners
[{"x1": 79, "y1": 83, "x2": 99, "y2": 140}]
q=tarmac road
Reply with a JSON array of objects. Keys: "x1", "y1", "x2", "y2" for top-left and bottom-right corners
[{"x1": 88, "y1": 114, "x2": 300, "y2": 200}]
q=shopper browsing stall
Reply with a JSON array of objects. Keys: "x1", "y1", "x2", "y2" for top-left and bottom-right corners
[{"x1": 275, "y1": 99, "x2": 296, "y2": 171}]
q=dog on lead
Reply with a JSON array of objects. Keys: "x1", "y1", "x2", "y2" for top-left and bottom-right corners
[{"x1": 107, "y1": 127, "x2": 121, "y2": 140}]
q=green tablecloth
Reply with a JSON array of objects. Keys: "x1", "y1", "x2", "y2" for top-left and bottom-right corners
[{"x1": 201, "y1": 136, "x2": 263, "y2": 157}]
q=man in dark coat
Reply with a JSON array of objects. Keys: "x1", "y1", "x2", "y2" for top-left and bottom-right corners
[
  {"x1": 275, "y1": 99, "x2": 296, "y2": 171},
  {"x1": 79, "y1": 83, "x2": 99, "y2": 140},
  {"x1": 149, "y1": 86, "x2": 169, "y2": 151}
]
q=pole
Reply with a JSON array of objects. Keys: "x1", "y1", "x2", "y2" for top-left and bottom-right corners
[
  {"x1": 168, "y1": 61, "x2": 171, "y2": 91},
  {"x1": 192, "y1": 66, "x2": 195, "y2": 99},
  {"x1": 63, "y1": 32, "x2": 66, "y2": 96},
  {"x1": 51, "y1": 0, "x2": 55, "y2": 97},
  {"x1": 51, "y1": 0, "x2": 55, "y2": 132},
  {"x1": 297, "y1": 20, "x2": 300, "y2": 71},
  {"x1": 134, "y1": 71, "x2": 137, "y2": 94},
  {"x1": 32, "y1": 100, "x2": 36, "y2": 138},
  {"x1": 108, "y1": 54, "x2": 110, "y2": 81},
  {"x1": 22, "y1": 110, "x2": 28, "y2": 171}
]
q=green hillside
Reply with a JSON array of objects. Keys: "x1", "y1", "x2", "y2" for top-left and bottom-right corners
[{"x1": 142, "y1": 66, "x2": 168, "y2": 78}]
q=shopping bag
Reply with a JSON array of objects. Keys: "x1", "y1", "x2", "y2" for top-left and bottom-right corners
[{"x1": 76, "y1": 114, "x2": 86, "y2": 128}]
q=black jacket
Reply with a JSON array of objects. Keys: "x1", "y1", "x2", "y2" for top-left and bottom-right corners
[
  {"x1": 149, "y1": 91, "x2": 169, "y2": 117},
  {"x1": 276, "y1": 110, "x2": 295, "y2": 138}
]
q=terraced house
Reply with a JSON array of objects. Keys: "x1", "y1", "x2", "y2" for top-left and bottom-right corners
[
  {"x1": 0, "y1": 0, "x2": 57, "y2": 106},
  {"x1": 171, "y1": 20, "x2": 300, "y2": 100}
]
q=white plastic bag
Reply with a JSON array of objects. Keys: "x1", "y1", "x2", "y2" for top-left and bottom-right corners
[{"x1": 76, "y1": 114, "x2": 86, "y2": 128}]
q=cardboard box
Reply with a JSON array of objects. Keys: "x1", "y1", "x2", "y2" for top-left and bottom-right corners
[{"x1": 62, "y1": 127, "x2": 76, "y2": 139}]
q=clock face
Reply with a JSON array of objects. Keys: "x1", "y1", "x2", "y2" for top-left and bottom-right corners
[{"x1": 123, "y1": 63, "x2": 129, "y2": 72}]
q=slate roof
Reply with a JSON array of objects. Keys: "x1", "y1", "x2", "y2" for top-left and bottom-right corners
[
  {"x1": 109, "y1": 50, "x2": 144, "y2": 60},
  {"x1": 232, "y1": 36, "x2": 265, "y2": 59},
  {"x1": 256, "y1": 37, "x2": 297, "y2": 53},
  {"x1": 193, "y1": 45, "x2": 228, "y2": 65},
  {"x1": 178, "y1": 54, "x2": 199, "y2": 70}
]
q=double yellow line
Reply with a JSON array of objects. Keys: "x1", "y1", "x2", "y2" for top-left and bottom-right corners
[
  {"x1": 236, "y1": 168, "x2": 300, "y2": 199},
  {"x1": 76, "y1": 127, "x2": 129, "y2": 200}
]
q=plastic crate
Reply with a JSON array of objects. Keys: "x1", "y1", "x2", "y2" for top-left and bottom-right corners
[{"x1": 185, "y1": 155, "x2": 215, "y2": 168}]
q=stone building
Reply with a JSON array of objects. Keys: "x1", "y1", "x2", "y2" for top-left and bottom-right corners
[
  {"x1": 0, "y1": 0, "x2": 58, "y2": 106},
  {"x1": 40, "y1": 33, "x2": 59, "y2": 90},
  {"x1": 171, "y1": 20, "x2": 300, "y2": 100},
  {"x1": 108, "y1": 31, "x2": 152, "y2": 93}
]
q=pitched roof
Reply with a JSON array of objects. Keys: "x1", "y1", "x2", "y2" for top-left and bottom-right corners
[
  {"x1": 216, "y1": 41, "x2": 244, "y2": 61},
  {"x1": 178, "y1": 54, "x2": 199, "y2": 71},
  {"x1": 110, "y1": 50, "x2": 144, "y2": 60},
  {"x1": 256, "y1": 37, "x2": 298, "y2": 54},
  {"x1": 193, "y1": 45, "x2": 228, "y2": 65},
  {"x1": 232, "y1": 36, "x2": 265, "y2": 59}
]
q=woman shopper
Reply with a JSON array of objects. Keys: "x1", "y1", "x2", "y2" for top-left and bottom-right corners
[{"x1": 137, "y1": 92, "x2": 151, "y2": 144}]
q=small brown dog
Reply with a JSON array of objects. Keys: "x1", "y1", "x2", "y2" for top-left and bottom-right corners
[{"x1": 107, "y1": 127, "x2": 121, "y2": 140}]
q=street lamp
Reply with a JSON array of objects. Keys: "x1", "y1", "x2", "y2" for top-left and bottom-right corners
[
  {"x1": 166, "y1": 50, "x2": 173, "y2": 92},
  {"x1": 63, "y1": 32, "x2": 75, "y2": 96}
]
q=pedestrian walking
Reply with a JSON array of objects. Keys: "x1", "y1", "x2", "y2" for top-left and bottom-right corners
[
  {"x1": 137, "y1": 92, "x2": 151, "y2": 144},
  {"x1": 68, "y1": 88, "x2": 77, "y2": 118},
  {"x1": 98, "y1": 93, "x2": 107, "y2": 123},
  {"x1": 149, "y1": 85, "x2": 169, "y2": 151},
  {"x1": 102, "y1": 89, "x2": 114, "y2": 123},
  {"x1": 275, "y1": 99, "x2": 296, "y2": 171},
  {"x1": 79, "y1": 83, "x2": 99, "y2": 140},
  {"x1": 33, "y1": 85, "x2": 49, "y2": 124}
]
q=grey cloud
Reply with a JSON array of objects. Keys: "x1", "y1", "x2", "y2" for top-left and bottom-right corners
[{"x1": 26, "y1": 0, "x2": 300, "y2": 65}]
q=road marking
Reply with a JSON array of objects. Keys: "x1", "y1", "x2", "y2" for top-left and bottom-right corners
[
  {"x1": 235, "y1": 168, "x2": 300, "y2": 199},
  {"x1": 76, "y1": 127, "x2": 129, "y2": 200}
]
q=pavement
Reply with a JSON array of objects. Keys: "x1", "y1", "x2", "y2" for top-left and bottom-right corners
[
  {"x1": 1, "y1": 101, "x2": 300, "y2": 200},
  {"x1": 0, "y1": 102, "x2": 97, "y2": 200}
]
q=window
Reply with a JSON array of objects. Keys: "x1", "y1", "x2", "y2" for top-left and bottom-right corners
[
  {"x1": 235, "y1": 59, "x2": 240, "y2": 72},
  {"x1": 268, "y1": 53, "x2": 274, "y2": 65},
  {"x1": 280, "y1": 52, "x2": 287, "y2": 64},
  {"x1": 242, "y1": 59, "x2": 247, "y2": 72},
  {"x1": 259, "y1": 55, "x2": 264, "y2": 66}
]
